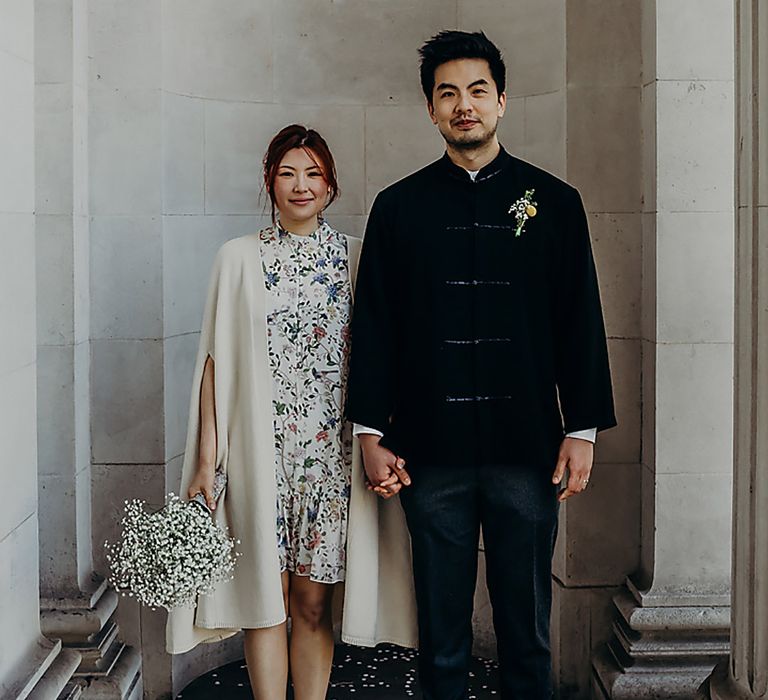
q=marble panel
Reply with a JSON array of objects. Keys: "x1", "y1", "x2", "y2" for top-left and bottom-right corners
[
  {"x1": 640, "y1": 339, "x2": 656, "y2": 469},
  {"x1": 163, "y1": 93, "x2": 205, "y2": 215},
  {"x1": 656, "y1": 0, "x2": 735, "y2": 81},
  {"x1": 638, "y1": 461, "x2": 655, "y2": 590},
  {"x1": 162, "y1": 0, "x2": 272, "y2": 101},
  {"x1": 364, "y1": 105, "x2": 446, "y2": 211},
  {"x1": 72, "y1": 83, "x2": 89, "y2": 217},
  {"x1": 656, "y1": 212, "x2": 735, "y2": 344},
  {"x1": 164, "y1": 333, "x2": 198, "y2": 462},
  {"x1": 88, "y1": 0, "x2": 161, "y2": 90},
  {"x1": 205, "y1": 101, "x2": 364, "y2": 216},
  {"x1": 75, "y1": 461, "x2": 93, "y2": 589},
  {"x1": 162, "y1": 214, "x2": 268, "y2": 337},
  {"x1": 0, "y1": 214, "x2": 35, "y2": 373},
  {"x1": 650, "y1": 471, "x2": 732, "y2": 600},
  {"x1": 91, "y1": 338, "x2": 165, "y2": 464},
  {"x1": 655, "y1": 342, "x2": 733, "y2": 475},
  {"x1": 274, "y1": 0, "x2": 456, "y2": 105},
  {"x1": 0, "y1": 363, "x2": 37, "y2": 543},
  {"x1": 566, "y1": 86, "x2": 642, "y2": 213},
  {"x1": 520, "y1": 90, "x2": 566, "y2": 179},
  {"x1": 552, "y1": 463, "x2": 641, "y2": 586},
  {"x1": 35, "y1": 84, "x2": 74, "y2": 216},
  {"x1": 89, "y1": 88, "x2": 162, "y2": 216},
  {"x1": 90, "y1": 215, "x2": 162, "y2": 340},
  {"x1": 0, "y1": 516, "x2": 42, "y2": 683},
  {"x1": 566, "y1": 0, "x2": 642, "y2": 88},
  {"x1": 37, "y1": 344, "x2": 76, "y2": 477},
  {"x1": 324, "y1": 215, "x2": 367, "y2": 240},
  {"x1": 589, "y1": 213, "x2": 641, "y2": 339},
  {"x1": 594, "y1": 338, "x2": 641, "y2": 465},
  {"x1": 72, "y1": 0, "x2": 89, "y2": 90},
  {"x1": 0, "y1": 51, "x2": 34, "y2": 213},
  {"x1": 656, "y1": 80, "x2": 734, "y2": 213},
  {"x1": 74, "y1": 339, "x2": 91, "y2": 474},
  {"x1": 0, "y1": 0, "x2": 33, "y2": 63},
  {"x1": 91, "y1": 463, "x2": 166, "y2": 575},
  {"x1": 458, "y1": 0, "x2": 566, "y2": 98},
  {"x1": 35, "y1": 0, "x2": 73, "y2": 84}
]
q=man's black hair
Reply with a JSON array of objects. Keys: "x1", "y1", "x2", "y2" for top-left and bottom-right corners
[{"x1": 418, "y1": 30, "x2": 506, "y2": 104}]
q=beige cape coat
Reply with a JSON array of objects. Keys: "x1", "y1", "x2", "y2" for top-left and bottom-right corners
[{"x1": 165, "y1": 231, "x2": 418, "y2": 654}]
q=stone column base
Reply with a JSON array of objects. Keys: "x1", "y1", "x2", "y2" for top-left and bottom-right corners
[
  {"x1": 699, "y1": 660, "x2": 763, "y2": 700},
  {"x1": 40, "y1": 575, "x2": 141, "y2": 700},
  {"x1": 591, "y1": 588, "x2": 729, "y2": 699}
]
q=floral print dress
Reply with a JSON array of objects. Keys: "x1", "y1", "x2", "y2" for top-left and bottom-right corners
[{"x1": 260, "y1": 221, "x2": 353, "y2": 584}]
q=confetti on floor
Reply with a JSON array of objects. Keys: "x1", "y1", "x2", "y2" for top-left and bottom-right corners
[{"x1": 177, "y1": 643, "x2": 500, "y2": 699}]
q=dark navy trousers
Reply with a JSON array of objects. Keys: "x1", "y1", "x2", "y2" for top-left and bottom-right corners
[{"x1": 398, "y1": 463, "x2": 559, "y2": 700}]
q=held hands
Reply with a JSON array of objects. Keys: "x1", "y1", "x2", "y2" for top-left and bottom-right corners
[
  {"x1": 552, "y1": 436, "x2": 594, "y2": 502},
  {"x1": 358, "y1": 434, "x2": 411, "y2": 499},
  {"x1": 187, "y1": 462, "x2": 217, "y2": 510}
]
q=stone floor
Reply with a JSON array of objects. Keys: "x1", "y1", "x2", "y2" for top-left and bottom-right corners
[{"x1": 177, "y1": 643, "x2": 500, "y2": 699}]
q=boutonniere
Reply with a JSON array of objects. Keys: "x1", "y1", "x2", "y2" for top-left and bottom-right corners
[{"x1": 508, "y1": 189, "x2": 538, "y2": 237}]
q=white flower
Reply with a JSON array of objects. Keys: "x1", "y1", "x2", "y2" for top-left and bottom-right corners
[
  {"x1": 508, "y1": 188, "x2": 538, "y2": 237},
  {"x1": 104, "y1": 493, "x2": 241, "y2": 610}
]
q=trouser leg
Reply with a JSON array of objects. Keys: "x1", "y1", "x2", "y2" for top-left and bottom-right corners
[
  {"x1": 478, "y1": 463, "x2": 559, "y2": 700},
  {"x1": 398, "y1": 465, "x2": 480, "y2": 700}
]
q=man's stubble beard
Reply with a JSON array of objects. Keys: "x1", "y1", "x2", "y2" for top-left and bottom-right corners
[{"x1": 439, "y1": 120, "x2": 498, "y2": 151}]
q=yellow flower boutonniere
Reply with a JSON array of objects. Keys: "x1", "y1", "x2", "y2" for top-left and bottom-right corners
[{"x1": 508, "y1": 189, "x2": 538, "y2": 237}]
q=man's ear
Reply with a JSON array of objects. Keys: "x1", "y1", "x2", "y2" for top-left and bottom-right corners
[
  {"x1": 426, "y1": 97, "x2": 437, "y2": 125},
  {"x1": 497, "y1": 91, "x2": 507, "y2": 118}
]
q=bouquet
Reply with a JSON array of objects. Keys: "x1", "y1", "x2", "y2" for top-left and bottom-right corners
[{"x1": 104, "y1": 468, "x2": 240, "y2": 610}]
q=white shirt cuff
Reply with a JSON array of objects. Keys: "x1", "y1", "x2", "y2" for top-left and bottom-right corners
[
  {"x1": 353, "y1": 423, "x2": 384, "y2": 438},
  {"x1": 565, "y1": 427, "x2": 597, "y2": 443}
]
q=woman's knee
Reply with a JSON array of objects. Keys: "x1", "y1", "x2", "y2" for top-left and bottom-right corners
[{"x1": 290, "y1": 587, "x2": 332, "y2": 630}]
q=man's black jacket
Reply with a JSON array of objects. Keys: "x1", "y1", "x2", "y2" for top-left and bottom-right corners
[{"x1": 346, "y1": 147, "x2": 617, "y2": 468}]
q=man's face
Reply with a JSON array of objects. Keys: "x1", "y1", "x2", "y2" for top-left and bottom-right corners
[{"x1": 428, "y1": 58, "x2": 506, "y2": 150}]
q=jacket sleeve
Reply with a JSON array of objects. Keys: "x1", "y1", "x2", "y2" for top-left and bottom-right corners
[
  {"x1": 553, "y1": 187, "x2": 617, "y2": 435},
  {"x1": 346, "y1": 193, "x2": 398, "y2": 433}
]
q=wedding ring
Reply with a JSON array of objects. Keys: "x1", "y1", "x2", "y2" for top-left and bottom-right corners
[{"x1": 582, "y1": 479, "x2": 589, "y2": 485}]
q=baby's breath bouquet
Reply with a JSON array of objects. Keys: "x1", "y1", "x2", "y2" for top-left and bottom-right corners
[{"x1": 104, "y1": 469, "x2": 240, "y2": 610}]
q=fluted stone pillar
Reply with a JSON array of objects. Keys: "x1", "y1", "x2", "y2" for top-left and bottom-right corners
[
  {"x1": 593, "y1": 1, "x2": 736, "y2": 697},
  {"x1": 35, "y1": 1, "x2": 141, "y2": 697},
  {"x1": 703, "y1": 2, "x2": 768, "y2": 698}
]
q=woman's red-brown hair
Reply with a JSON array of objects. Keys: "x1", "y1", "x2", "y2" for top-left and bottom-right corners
[{"x1": 263, "y1": 124, "x2": 339, "y2": 224}]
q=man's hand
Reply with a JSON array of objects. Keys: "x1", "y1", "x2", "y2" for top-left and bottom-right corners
[
  {"x1": 552, "y1": 437, "x2": 594, "y2": 502},
  {"x1": 358, "y1": 433, "x2": 411, "y2": 499}
]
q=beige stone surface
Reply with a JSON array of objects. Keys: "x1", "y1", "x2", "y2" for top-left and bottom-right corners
[
  {"x1": 459, "y1": 0, "x2": 566, "y2": 98},
  {"x1": 89, "y1": 88, "x2": 162, "y2": 216},
  {"x1": 656, "y1": 79, "x2": 734, "y2": 213},
  {"x1": 36, "y1": 344, "x2": 76, "y2": 476},
  {"x1": 274, "y1": 0, "x2": 456, "y2": 105},
  {"x1": 204, "y1": 101, "x2": 365, "y2": 216},
  {"x1": 91, "y1": 338, "x2": 165, "y2": 464},
  {"x1": 552, "y1": 463, "x2": 641, "y2": 586},
  {"x1": 655, "y1": 342, "x2": 733, "y2": 475},
  {"x1": 35, "y1": 84, "x2": 75, "y2": 216},
  {"x1": 163, "y1": 332, "x2": 198, "y2": 462},
  {"x1": 36, "y1": 214, "x2": 75, "y2": 345},
  {"x1": 90, "y1": 215, "x2": 163, "y2": 340},
  {"x1": 521, "y1": 90, "x2": 566, "y2": 177},
  {"x1": 656, "y1": 211, "x2": 735, "y2": 344},
  {"x1": 87, "y1": 0, "x2": 161, "y2": 90},
  {"x1": 163, "y1": 93, "x2": 205, "y2": 215},
  {"x1": 656, "y1": 0, "x2": 735, "y2": 81},
  {"x1": 566, "y1": 0, "x2": 642, "y2": 88},
  {"x1": 566, "y1": 86, "x2": 642, "y2": 212},
  {"x1": 589, "y1": 212, "x2": 642, "y2": 339},
  {"x1": 162, "y1": 0, "x2": 273, "y2": 101}
]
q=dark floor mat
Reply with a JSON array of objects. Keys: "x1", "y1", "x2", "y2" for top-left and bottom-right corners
[{"x1": 177, "y1": 643, "x2": 500, "y2": 699}]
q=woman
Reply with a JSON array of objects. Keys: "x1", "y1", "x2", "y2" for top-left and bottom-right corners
[{"x1": 165, "y1": 125, "x2": 416, "y2": 699}]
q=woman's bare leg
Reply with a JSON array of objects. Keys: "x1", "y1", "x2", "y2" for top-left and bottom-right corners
[
  {"x1": 243, "y1": 572, "x2": 291, "y2": 699},
  {"x1": 288, "y1": 574, "x2": 336, "y2": 700}
]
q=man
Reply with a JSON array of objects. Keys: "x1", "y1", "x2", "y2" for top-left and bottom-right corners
[{"x1": 347, "y1": 31, "x2": 616, "y2": 699}]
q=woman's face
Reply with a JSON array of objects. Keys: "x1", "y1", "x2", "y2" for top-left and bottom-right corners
[{"x1": 271, "y1": 147, "x2": 328, "y2": 225}]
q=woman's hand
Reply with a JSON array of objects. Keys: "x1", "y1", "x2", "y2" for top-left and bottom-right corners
[
  {"x1": 358, "y1": 434, "x2": 411, "y2": 499},
  {"x1": 187, "y1": 464, "x2": 217, "y2": 510}
]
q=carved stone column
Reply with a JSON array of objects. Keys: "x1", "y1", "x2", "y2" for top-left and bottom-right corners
[{"x1": 702, "y1": 2, "x2": 768, "y2": 697}]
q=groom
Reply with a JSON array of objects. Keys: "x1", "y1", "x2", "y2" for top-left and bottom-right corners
[{"x1": 347, "y1": 30, "x2": 616, "y2": 699}]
